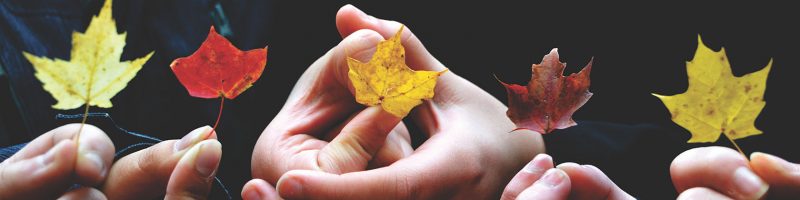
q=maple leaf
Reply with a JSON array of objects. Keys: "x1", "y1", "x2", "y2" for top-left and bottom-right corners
[
  {"x1": 170, "y1": 27, "x2": 267, "y2": 99},
  {"x1": 22, "y1": 0, "x2": 153, "y2": 110},
  {"x1": 653, "y1": 36, "x2": 771, "y2": 145},
  {"x1": 498, "y1": 49, "x2": 593, "y2": 134},
  {"x1": 170, "y1": 26, "x2": 267, "y2": 129},
  {"x1": 347, "y1": 26, "x2": 447, "y2": 117}
]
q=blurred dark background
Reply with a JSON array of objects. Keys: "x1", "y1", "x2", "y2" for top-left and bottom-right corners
[{"x1": 1, "y1": 1, "x2": 797, "y2": 199}]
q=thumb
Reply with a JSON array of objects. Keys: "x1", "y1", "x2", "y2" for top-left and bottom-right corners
[
  {"x1": 557, "y1": 163, "x2": 634, "y2": 200},
  {"x1": 318, "y1": 106, "x2": 402, "y2": 173},
  {"x1": 241, "y1": 179, "x2": 280, "y2": 200},
  {"x1": 515, "y1": 168, "x2": 572, "y2": 200},
  {"x1": 750, "y1": 152, "x2": 800, "y2": 198},
  {"x1": 165, "y1": 140, "x2": 222, "y2": 200}
]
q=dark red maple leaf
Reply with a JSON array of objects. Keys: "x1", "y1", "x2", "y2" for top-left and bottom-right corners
[
  {"x1": 498, "y1": 48, "x2": 592, "y2": 134},
  {"x1": 170, "y1": 26, "x2": 267, "y2": 129},
  {"x1": 171, "y1": 26, "x2": 267, "y2": 99}
]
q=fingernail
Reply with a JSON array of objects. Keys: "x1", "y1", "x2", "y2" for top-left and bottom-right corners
[
  {"x1": 192, "y1": 140, "x2": 222, "y2": 178},
  {"x1": 82, "y1": 152, "x2": 106, "y2": 177},
  {"x1": 523, "y1": 154, "x2": 552, "y2": 173},
  {"x1": 732, "y1": 167, "x2": 768, "y2": 199},
  {"x1": 279, "y1": 177, "x2": 303, "y2": 199},
  {"x1": 242, "y1": 189, "x2": 262, "y2": 200},
  {"x1": 78, "y1": 140, "x2": 109, "y2": 177},
  {"x1": 537, "y1": 169, "x2": 566, "y2": 187},
  {"x1": 175, "y1": 126, "x2": 213, "y2": 152}
]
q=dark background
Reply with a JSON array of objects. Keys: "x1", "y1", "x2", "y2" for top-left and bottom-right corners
[
  {"x1": 265, "y1": 2, "x2": 799, "y2": 198},
  {"x1": 2, "y1": 1, "x2": 798, "y2": 199}
]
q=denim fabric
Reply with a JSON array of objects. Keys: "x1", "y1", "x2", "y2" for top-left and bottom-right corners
[{"x1": 0, "y1": 143, "x2": 24, "y2": 162}]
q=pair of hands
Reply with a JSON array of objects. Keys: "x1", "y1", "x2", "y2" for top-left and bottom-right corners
[
  {"x1": 502, "y1": 147, "x2": 800, "y2": 200},
  {"x1": 0, "y1": 124, "x2": 222, "y2": 199},
  {"x1": 245, "y1": 4, "x2": 542, "y2": 200}
]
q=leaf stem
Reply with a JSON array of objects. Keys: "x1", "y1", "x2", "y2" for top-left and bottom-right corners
[
  {"x1": 724, "y1": 133, "x2": 746, "y2": 158},
  {"x1": 75, "y1": 105, "x2": 90, "y2": 148},
  {"x1": 212, "y1": 96, "x2": 224, "y2": 132}
]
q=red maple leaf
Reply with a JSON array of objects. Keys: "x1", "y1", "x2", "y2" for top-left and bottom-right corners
[
  {"x1": 170, "y1": 26, "x2": 267, "y2": 129},
  {"x1": 498, "y1": 48, "x2": 592, "y2": 134},
  {"x1": 171, "y1": 26, "x2": 267, "y2": 99}
]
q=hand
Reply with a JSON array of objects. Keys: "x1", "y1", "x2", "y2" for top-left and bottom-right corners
[
  {"x1": 0, "y1": 124, "x2": 113, "y2": 199},
  {"x1": 0, "y1": 124, "x2": 222, "y2": 200},
  {"x1": 672, "y1": 146, "x2": 799, "y2": 200},
  {"x1": 101, "y1": 125, "x2": 223, "y2": 200},
  {"x1": 501, "y1": 154, "x2": 634, "y2": 200},
  {"x1": 251, "y1": 4, "x2": 543, "y2": 199}
]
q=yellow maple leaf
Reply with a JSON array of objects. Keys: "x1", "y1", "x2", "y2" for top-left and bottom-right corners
[
  {"x1": 347, "y1": 26, "x2": 447, "y2": 117},
  {"x1": 654, "y1": 36, "x2": 771, "y2": 143},
  {"x1": 22, "y1": 0, "x2": 153, "y2": 110}
]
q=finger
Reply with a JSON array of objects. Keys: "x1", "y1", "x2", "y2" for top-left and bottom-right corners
[
  {"x1": 366, "y1": 123, "x2": 413, "y2": 169},
  {"x1": 677, "y1": 187, "x2": 733, "y2": 200},
  {"x1": 3, "y1": 123, "x2": 114, "y2": 185},
  {"x1": 501, "y1": 154, "x2": 555, "y2": 200},
  {"x1": 321, "y1": 110, "x2": 412, "y2": 169},
  {"x1": 514, "y1": 168, "x2": 572, "y2": 200},
  {"x1": 276, "y1": 145, "x2": 491, "y2": 200},
  {"x1": 750, "y1": 152, "x2": 800, "y2": 198},
  {"x1": 103, "y1": 126, "x2": 217, "y2": 200},
  {"x1": 318, "y1": 106, "x2": 402, "y2": 173},
  {"x1": 0, "y1": 140, "x2": 76, "y2": 199},
  {"x1": 242, "y1": 179, "x2": 280, "y2": 200},
  {"x1": 671, "y1": 146, "x2": 768, "y2": 200},
  {"x1": 58, "y1": 187, "x2": 107, "y2": 200},
  {"x1": 556, "y1": 163, "x2": 634, "y2": 200},
  {"x1": 277, "y1": 168, "x2": 415, "y2": 200},
  {"x1": 335, "y1": 4, "x2": 445, "y2": 72},
  {"x1": 165, "y1": 140, "x2": 222, "y2": 200}
]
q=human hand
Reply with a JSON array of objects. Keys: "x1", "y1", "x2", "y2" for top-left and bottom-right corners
[
  {"x1": 253, "y1": 5, "x2": 543, "y2": 199},
  {"x1": 672, "y1": 146, "x2": 798, "y2": 200},
  {"x1": 501, "y1": 154, "x2": 634, "y2": 200},
  {"x1": 0, "y1": 124, "x2": 113, "y2": 199},
  {"x1": 101, "y1": 125, "x2": 223, "y2": 200}
]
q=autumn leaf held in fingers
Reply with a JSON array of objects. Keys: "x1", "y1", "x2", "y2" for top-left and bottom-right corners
[
  {"x1": 653, "y1": 36, "x2": 771, "y2": 150},
  {"x1": 171, "y1": 26, "x2": 267, "y2": 129},
  {"x1": 498, "y1": 49, "x2": 593, "y2": 134},
  {"x1": 347, "y1": 26, "x2": 448, "y2": 117},
  {"x1": 22, "y1": 0, "x2": 153, "y2": 141},
  {"x1": 23, "y1": 0, "x2": 152, "y2": 110}
]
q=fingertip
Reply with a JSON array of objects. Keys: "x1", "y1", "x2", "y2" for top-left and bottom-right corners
[
  {"x1": 555, "y1": 162, "x2": 581, "y2": 170},
  {"x1": 242, "y1": 179, "x2": 279, "y2": 200},
  {"x1": 670, "y1": 147, "x2": 766, "y2": 200},
  {"x1": 750, "y1": 152, "x2": 794, "y2": 172},
  {"x1": 524, "y1": 154, "x2": 553, "y2": 173},
  {"x1": 57, "y1": 187, "x2": 108, "y2": 200},
  {"x1": 276, "y1": 171, "x2": 307, "y2": 199},
  {"x1": 677, "y1": 187, "x2": 733, "y2": 200},
  {"x1": 515, "y1": 168, "x2": 571, "y2": 200},
  {"x1": 335, "y1": 4, "x2": 378, "y2": 38}
]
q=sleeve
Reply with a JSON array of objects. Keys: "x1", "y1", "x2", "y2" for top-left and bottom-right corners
[{"x1": 0, "y1": 143, "x2": 26, "y2": 162}]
